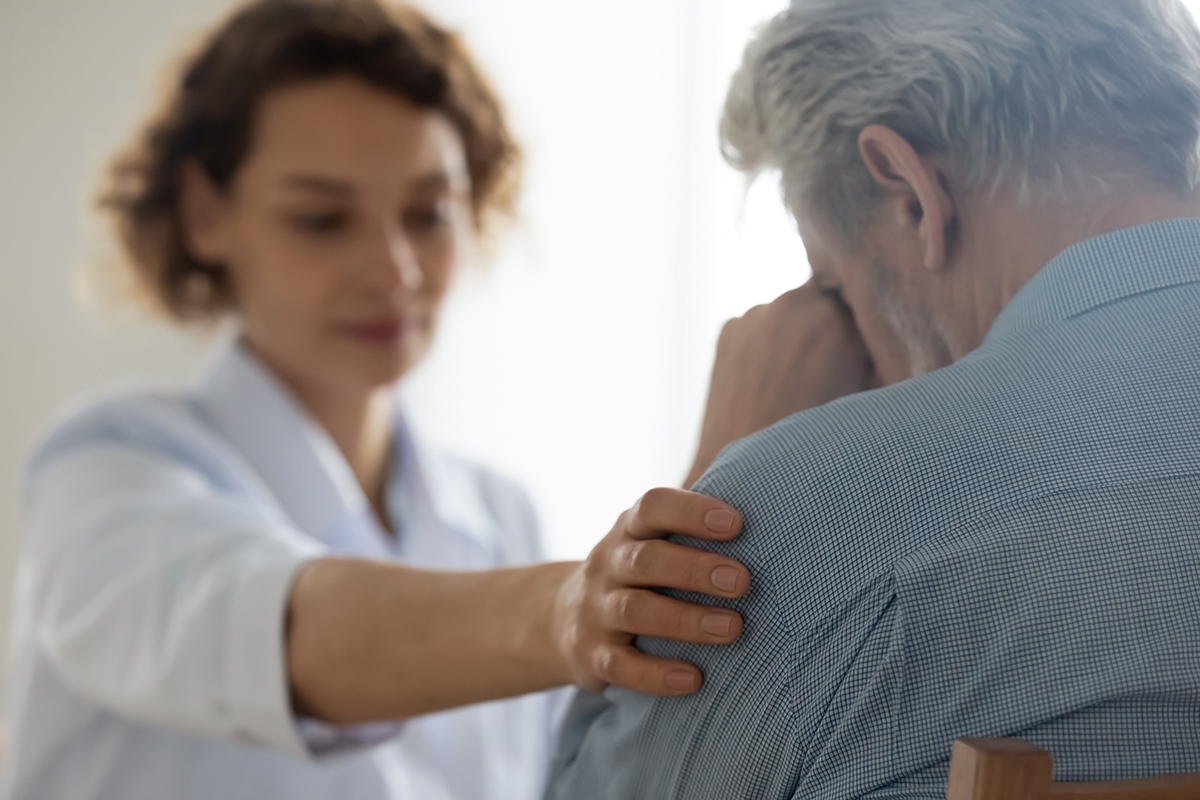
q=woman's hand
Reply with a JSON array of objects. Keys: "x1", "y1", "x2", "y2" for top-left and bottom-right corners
[
  {"x1": 685, "y1": 282, "x2": 872, "y2": 486},
  {"x1": 552, "y1": 488, "x2": 750, "y2": 696}
]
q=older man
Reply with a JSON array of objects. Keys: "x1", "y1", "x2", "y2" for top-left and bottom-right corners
[{"x1": 544, "y1": 0, "x2": 1200, "y2": 798}]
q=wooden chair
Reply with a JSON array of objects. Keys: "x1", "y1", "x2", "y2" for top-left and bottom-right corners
[{"x1": 946, "y1": 737, "x2": 1200, "y2": 800}]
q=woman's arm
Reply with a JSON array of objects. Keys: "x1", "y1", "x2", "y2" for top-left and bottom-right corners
[
  {"x1": 287, "y1": 488, "x2": 749, "y2": 723},
  {"x1": 24, "y1": 440, "x2": 743, "y2": 750}
]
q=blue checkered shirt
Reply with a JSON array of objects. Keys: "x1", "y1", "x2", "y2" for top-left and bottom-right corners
[{"x1": 544, "y1": 219, "x2": 1200, "y2": 800}]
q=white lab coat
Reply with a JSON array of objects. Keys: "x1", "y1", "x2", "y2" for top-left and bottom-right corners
[{"x1": 2, "y1": 343, "x2": 565, "y2": 800}]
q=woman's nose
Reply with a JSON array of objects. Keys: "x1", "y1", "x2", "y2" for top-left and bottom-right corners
[{"x1": 371, "y1": 228, "x2": 424, "y2": 293}]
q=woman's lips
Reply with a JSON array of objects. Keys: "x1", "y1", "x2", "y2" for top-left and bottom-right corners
[{"x1": 336, "y1": 318, "x2": 425, "y2": 344}]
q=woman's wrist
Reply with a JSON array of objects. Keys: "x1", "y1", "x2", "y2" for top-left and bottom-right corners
[{"x1": 509, "y1": 561, "x2": 580, "y2": 688}]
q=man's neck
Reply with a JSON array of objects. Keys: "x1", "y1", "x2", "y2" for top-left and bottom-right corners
[{"x1": 949, "y1": 180, "x2": 1200, "y2": 358}]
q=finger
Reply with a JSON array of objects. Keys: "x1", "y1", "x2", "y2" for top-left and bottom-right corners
[
  {"x1": 626, "y1": 487, "x2": 744, "y2": 542},
  {"x1": 594, "y1": 644, "x2": 705, "y2": 697},
  {"x1": 614, "y1": 539, "x2": 750, "y2": 598},
  {"x1": 604, "y1": 587, "x2": 744, "y2": 643}
]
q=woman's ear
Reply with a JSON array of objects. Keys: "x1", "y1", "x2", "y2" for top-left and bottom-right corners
[
  {"x1": 179, "y1": 160, "x2": 232, "y2": 265},
  {"x1": 856, "y1": 125, "x2": 955, "y2": 272}
]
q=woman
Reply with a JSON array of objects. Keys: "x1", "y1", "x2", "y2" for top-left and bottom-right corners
[{"x1": 1, "y1": 2, "x2": 758, "y2": 798}]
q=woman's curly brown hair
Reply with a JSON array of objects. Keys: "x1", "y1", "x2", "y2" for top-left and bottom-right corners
[{"x1": 98, "y1": 0, "x2": 521, "y2": 321}]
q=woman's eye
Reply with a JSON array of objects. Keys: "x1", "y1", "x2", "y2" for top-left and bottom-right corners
[
  {"x1": 291, "y1": 211, "x2": 347, "y2": 234},
  {"x1": 403, "y1": 206, "x2": 450, "y2": 231}
]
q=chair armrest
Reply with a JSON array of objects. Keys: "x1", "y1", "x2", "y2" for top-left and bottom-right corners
[{"x1": 947, "y1": 737, "x2": 1053, "y2": 800}]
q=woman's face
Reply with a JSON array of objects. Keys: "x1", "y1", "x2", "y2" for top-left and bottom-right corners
[{"x1": 184, "y1": 76, "x2": 472, "y2": 395}]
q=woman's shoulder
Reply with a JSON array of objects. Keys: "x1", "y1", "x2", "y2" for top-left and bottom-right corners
[
  {"x1": 433, "y1": 448, "x2": 530, "y2": 506},
  {"x1": 25, "y1": 382, "x2": 242, "y2": 490},
  {"x1": 402, "y1": 431, "x2": 544, "y2": 563}
]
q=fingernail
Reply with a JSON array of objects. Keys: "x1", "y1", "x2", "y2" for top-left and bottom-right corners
[
  {"x1": 701, "y1": 613, "x2": 732, "y2": 637},
  {"x1": 711, "y1": 566, "x2": 739, "y2": 592},
  {"x1": 665, "y1": 671, "x2": 697, "y2": 692},
  {"x1": 704, "y1": 509, "x2": 736, "y2": 532}
]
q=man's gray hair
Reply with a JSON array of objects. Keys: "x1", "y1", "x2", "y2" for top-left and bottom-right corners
[{"x1": 722, "y1": 0, "x2": 1200, "y2": 241}]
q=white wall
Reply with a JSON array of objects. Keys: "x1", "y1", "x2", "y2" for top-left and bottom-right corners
[
  {"x1": 0, "y1": 0, "x2": 241, "y2": 717},
  {"x1": 0, "y1": 0, "x2": 803, "y2": 716},
  {"x1": 400, "y1": 0, "x2": 807, "y2": 560}
]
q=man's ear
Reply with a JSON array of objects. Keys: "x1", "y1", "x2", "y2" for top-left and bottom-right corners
[
  {"x1": 856, "y1": 125, "x2": 955, "y2": 272},
  {"x1": 179, "y1": 160, "x2": 232, "y2": 265}
]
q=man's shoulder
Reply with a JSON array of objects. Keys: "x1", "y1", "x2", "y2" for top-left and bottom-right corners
[
  {"x1": 684, "y1": 365, "x2": 990, "y2": 625},
  {"x1": 698, "y1": 298, "x2": 1200, "y2": 554},
  {"x1": 690, "y1": 306, "x2": 1200, "y2": 619},
  {"x1": 696, "y1": 357, "x2": 1003, "y2": 538}
]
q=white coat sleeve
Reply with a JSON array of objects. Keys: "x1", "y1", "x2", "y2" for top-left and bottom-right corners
[{"x1": 22, "y1": 443, "x2": 327, "y2": 759}]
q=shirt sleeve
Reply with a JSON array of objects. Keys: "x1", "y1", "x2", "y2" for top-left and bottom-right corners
[
  {"x1": 543, "y1": 575, "x2": 905, "y2": 800},
  {"x1": 543, "y1": 420, "x2": 913, "y2": 800},
  {"x1": 22, "y1": 443, "x2": 327, "y2": 759},
  {"x1": 542, "y1": 609, "x2": 806, "y2": 800},
  {"x1": 295, "y1": 717, "x2": 406, "y2": 755}
]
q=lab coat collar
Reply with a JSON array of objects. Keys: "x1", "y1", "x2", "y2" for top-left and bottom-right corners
[
  {"x1": 195, "y1": 342, "x2": 498, "y2": 558},
  {"x1": 195, "y1": 342, "x2": 389, "y2": 556}
]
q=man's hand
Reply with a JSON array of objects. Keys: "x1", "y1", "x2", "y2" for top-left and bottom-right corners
[
  {"x1": 685, "y1": 282, "x2": 871, "y2": 487},
  {"x1": 553, "y1": 488, "x2": 750, "y2": 696}
]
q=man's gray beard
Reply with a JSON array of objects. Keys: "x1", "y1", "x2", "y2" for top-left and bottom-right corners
[{"x1": 868, "y1": 261, "x2": 956, "y2": 377}]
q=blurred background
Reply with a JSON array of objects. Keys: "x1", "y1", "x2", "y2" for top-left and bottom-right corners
[{"x1": 0, "y1": 0, "x2": 807, "y2": 716}]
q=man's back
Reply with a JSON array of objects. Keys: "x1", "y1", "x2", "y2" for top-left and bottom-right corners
[{"x1": 546, "y1": 221, "x2": 1200, "y2": 799}]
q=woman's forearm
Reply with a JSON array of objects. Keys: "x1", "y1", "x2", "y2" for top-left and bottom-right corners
[
  {"x1": 286, "y1": 557, "x2": 577, "y2": 724},
  {"x1": 287, "y1": 488, "x2": 752, "y2": 726}
]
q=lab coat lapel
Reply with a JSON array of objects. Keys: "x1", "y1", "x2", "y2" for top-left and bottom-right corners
[
  {"x1": 389, "y1": 414, "x2": 501, "y2": 568},
  {"x1": 195, "y1": 343, "x2": 392, "y2": 558}
]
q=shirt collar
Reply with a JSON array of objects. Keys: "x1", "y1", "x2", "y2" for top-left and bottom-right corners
[{"x1": 984, "y1": 218, "x2": 1200, "y2": 345}]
